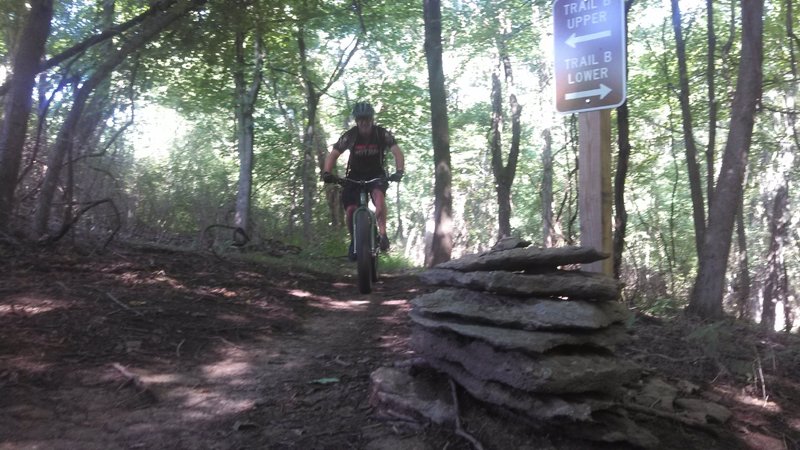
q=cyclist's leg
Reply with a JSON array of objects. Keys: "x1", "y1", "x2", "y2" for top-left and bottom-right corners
[
  {"x1": 345, "y1": 205, "x2": 357, "y2": 234},
  {"x1": 342, "y1": 185, "x2": 360, "y2": 260},
  {"x1": 371, "y1": 184, "x2": 391, "y2": 251},
  {"x1": 342, "y1": 183, "x2": 359, "y2": 233},
  {"x1": 370, "y1": 187, "x2": 387, "y2": 236}
]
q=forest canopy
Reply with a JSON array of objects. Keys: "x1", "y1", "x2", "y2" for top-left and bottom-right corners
[{"x1": 0, "y1": 0, "x2": 798, "y2": 328}]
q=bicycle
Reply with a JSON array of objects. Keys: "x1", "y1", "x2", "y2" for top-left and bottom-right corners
[{"x1": 334, "y1": 176, "x2": 389, "y2": 294}]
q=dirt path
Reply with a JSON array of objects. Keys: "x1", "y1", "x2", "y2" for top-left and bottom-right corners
[
  {"x1": 2, "y1": 244, "x2": 799, "y2": 449},
  {"x1": 0, "y1": 245, "x2": 455, "y2": 449}
]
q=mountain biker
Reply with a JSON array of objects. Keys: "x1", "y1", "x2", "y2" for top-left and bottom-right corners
[{"x1": 321, "y1": 101, "x2": 405, "y2": 261}]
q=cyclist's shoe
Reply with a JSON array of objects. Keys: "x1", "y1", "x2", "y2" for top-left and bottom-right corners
[
  {"x1": 348, "y1": 240, "x2": 357, "y2": 261},
  {"x1": 379, "y1": 234, "x2": 390, "y2": 252}
]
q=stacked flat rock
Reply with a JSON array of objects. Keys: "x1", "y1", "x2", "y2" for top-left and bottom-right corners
[{"x1": 410, "y1": 245, "x2": 640, "y2": 424}]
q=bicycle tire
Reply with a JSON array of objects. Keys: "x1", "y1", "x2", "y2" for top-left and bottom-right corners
[
  {"x1": 355, "y1": 211, "x2": 373, "y2": 294},
  {"x1": 371, "y1": 245, "x2": 379, "y2": 283}
]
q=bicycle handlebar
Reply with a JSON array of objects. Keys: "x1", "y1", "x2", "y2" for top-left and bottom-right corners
[{"x1": 339, "y1": 177, "x2": 386, "y2": 185}]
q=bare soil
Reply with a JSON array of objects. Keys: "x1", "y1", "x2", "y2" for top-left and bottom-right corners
[{"x1": 0, "y1": 243, "x2": 798, "y2": 449}]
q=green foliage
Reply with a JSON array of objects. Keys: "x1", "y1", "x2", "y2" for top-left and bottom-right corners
[{"x1": 18, "y1": 0, "x2": 800, "y2": 326}]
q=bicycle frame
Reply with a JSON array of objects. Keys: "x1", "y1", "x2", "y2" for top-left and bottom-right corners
[
  {"x1": 342, "y1": 177, "x2": 385, "y2": 294},
  {"x1": 346, "y1": 177, "x2": 382, "y2": 258}
]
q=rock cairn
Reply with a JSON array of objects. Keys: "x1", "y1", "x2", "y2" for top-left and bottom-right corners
[
  {"x1": 409, "y1": 245, "x2": 639, "y2": 424},
  {"x1": 371, "y1": 242, "x2": 733, "y2": 448}
]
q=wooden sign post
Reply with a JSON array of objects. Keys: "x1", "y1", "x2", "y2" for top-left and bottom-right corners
[
  {"x1": 578, "y1": 110, "x2": 613, "y2": 274},
  {"x1": 553, "y1": 0, "x2": 626, "y2": 275}
]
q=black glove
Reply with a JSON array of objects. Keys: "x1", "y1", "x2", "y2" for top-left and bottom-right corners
[
  {"x1": 321, "y1": 171, "x2": 336, "y2": 184},
  {"x1": 388, "y1": 170, "x2": 404, "y2": 182}
]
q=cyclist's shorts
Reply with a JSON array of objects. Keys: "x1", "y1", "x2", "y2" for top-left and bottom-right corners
[{"x1": 342, "y1": 178, "x2": 388, "y2": 209}]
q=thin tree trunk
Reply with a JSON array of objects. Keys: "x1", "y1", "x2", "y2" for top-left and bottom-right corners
[
  {"x1": 298, "y1": 25, "x2": 317, "y2": 240},
  {"x1": 296, "y1": 3, "x2": 363, "y2": 239},
  {"x1": 614, "y1": 100, "x2": 631, "y2": 280},
  {"x1": 670, "y1": 0, "x2": 706, "y2": 256},
  {"x1": 688, "y1": 0, "x2": 764, "y2": 319},
  {"x1": 233, "y1": 30, "x2": 264, "y2": 241},
  {"x1": 613, "y1": 1, "x2": 634, "y2": 280},
  {"x1": 489, "y1": 73, "x2": 520, "y2": 240},
  {"x1": 0, "y1": 0, "x2": 53, "y2": 233},
  {"x1": 705, "y1": 0, "x2": 718, "y2": 209},
  {"x1": 734, "y1": 200, "x2": 751, "y2": 319},
  {"x1": 540, "y1": 128, "x2": 554, "y2": 247},
  {"x1": 424, "y1": 0, "x2": 453, "y2": 267},
  {"x1": 32, "y1": 0, "x2": 205, "y2": 237},
  {"x1": 761, "y1": 185, "x2": 788, "y2": 331},
  {"x1": 488, "y1": 13, "x2": 521, "y2": 241}
]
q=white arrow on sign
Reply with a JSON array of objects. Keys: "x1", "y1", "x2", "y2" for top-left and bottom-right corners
[
  {"x1": 565, "y1": 84, "x2": 612, "y2": 100},
  {"x1": 566, "y1": 30, "x2": 612, "y2": 48}
]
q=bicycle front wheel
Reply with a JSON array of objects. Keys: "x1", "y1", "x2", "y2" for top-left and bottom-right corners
[{"x1": 355, "y1": 211, "x2": 373, "y2": 294}]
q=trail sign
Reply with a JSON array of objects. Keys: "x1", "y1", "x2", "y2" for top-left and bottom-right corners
[{"x1": 553, "y1": 0, "x2": 626, "y2": 114}]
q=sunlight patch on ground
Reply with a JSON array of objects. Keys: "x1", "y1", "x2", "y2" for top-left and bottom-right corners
[
  {"x1": 139, "y1": 373, "x2": 182, "y2": 384},
  {"x1": 0, "y1": 295, "x2": 68, "y2": 316},
  {"x1": 6, "y1": 357, "x2": 55, "y2": 375},
  {"x1": 286, "y1": 289, "x2": 370, "y2": 311},
  {"x1": 176, "y1": 391, "x2": 256, "y2": 417},
  {"x1": 202, "y1": 359, "x2": 252, "y2": 379},
  {"x1": 713, "y1": 385, "x2": 782, "y2": 413},
  {"x1": 380, "y1": 300, "x2": 408, "y2": 306},
  {"x1": 317, "y1": 300, "x2": 370, "y2": 311},
  {"x1": 288, "y1": 289, "x2": 313, "y2": 298}
]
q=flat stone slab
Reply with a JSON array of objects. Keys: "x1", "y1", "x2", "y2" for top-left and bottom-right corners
[
  {"x1": 412, "y1": 289, "x2": 628, "y2": 330},
  {"x1": 410, "y1": 312, "x2": 627, "y2": 353},
  {"x1": 435, "y1": 246, "x2": 608, "y2": 272},
  {"x1": 419, "y1": 269, "x2": 620, "y2": 300},
  {"x1": 369, "y1": 366, "x2": 455, "y2": 425},
  {"x1": 412, "y1": 327, "x2": 639, "y2": 394},
  {"x1": 429, "y1": 356, "x2": 613, "y2": 422}
]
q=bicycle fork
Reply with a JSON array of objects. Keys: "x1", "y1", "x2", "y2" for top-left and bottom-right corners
[{"x1": 353, "y1": 193, "x2": 377, "y2": 257}]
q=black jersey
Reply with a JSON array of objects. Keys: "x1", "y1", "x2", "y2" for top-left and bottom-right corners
[{"x1": 333, "y1": 125, "x2": 397, "y2": 179}]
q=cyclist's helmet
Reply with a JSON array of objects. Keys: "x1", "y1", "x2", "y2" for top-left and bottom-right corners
[{"x1": 352, "y1": 102, "x2": 374, "y2": 119}]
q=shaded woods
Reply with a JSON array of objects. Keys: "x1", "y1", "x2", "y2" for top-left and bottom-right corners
[{"x1": 1, "y1": 0, "x2": 800, "y2": 447}]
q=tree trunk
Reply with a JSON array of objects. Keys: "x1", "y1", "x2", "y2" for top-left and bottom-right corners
[
  {"x1": 233, "y1": 30, "x2": 264, "y2": 241},
  {"x1": 761, "y1": 185, "x2": 788, "y2": 331},
  {"x1": 295, "y1": 6, "x2": 362, "y2": 239},
  {"x1": 423, "y1": 0, "x2": 453, "y2": 267},
  {"x1": 688, "y1": 0, "x2": 764, "y2": 319},
  {"x1": 670, "y1": 0, "x2": 706, "y2": 256},
  {"x1": 705, "y1": 0, "x2": 718, "y2": 209},
  {"x1": 613, "y1": 1, "x2": 633, "y2": 279},
  {"x1": 489, "y1": 73, "x2": 517, "y2": 239},
  {"x1": 734, "y1": 181, "x2": 752, "y2": 320},
  {"x1": 0, "y1": 0, "x2": 53, "y2": 233},
  {"x1": 614, "y1": 100, "x2": 631, "y2": 280},
  {"x1": 540, "y1": 128, "x2": 554, "y2": 247},
  {"x1": 32, "y1": 0, "x2": 205, "y2": 237},
  {"x1": 488, "y1": 17, "x2": 521, "y2": 242}
]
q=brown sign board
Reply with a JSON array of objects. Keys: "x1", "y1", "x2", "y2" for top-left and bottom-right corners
[{"x1": 553, "y1": 0, "x2": 626, "y2": 114}]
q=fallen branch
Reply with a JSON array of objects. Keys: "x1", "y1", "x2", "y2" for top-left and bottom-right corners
[
  {"x1": 88, "y1": 286, "x2": 143, "y2": 316},
  {"x1": 623, "y1": 402, "x2": 720, "y2": 436},
  {"x1": 111, "y1": 363, "x2": 157, "y2": 402},
  {"x1": 628, "y1": 348, "x2": 703, "y2": 363},
  {"x1": 449, "y1": 378, "x2": 484, "y2": 450}
]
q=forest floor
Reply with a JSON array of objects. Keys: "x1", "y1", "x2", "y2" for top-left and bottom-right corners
[{"x1": 0, "y1": 242, "x2": 799, "y2": 449}]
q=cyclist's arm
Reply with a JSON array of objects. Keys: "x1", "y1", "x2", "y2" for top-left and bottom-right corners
[
  {"x1": 389, "y1": 144, "x2": 404, "y2": 172},
  {"x1": 323, "y1": 148, "x2": 342, "y2": 174}
]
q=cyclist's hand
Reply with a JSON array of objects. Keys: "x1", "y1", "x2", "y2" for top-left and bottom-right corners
[
  {"x1": 321, "y1": 171, "x2": 337, "y2": 184},
  {"x1": 388, "y1": 170, "x2": 404, "y2": 182}
]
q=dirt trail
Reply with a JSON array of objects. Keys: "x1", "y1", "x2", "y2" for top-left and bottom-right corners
[
  {"x1": 0, "y1": 246, "x2": 451, "y2": 449},
  {"x1": 2, "y1": 245, "x2": 799, "y2": 450}
]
